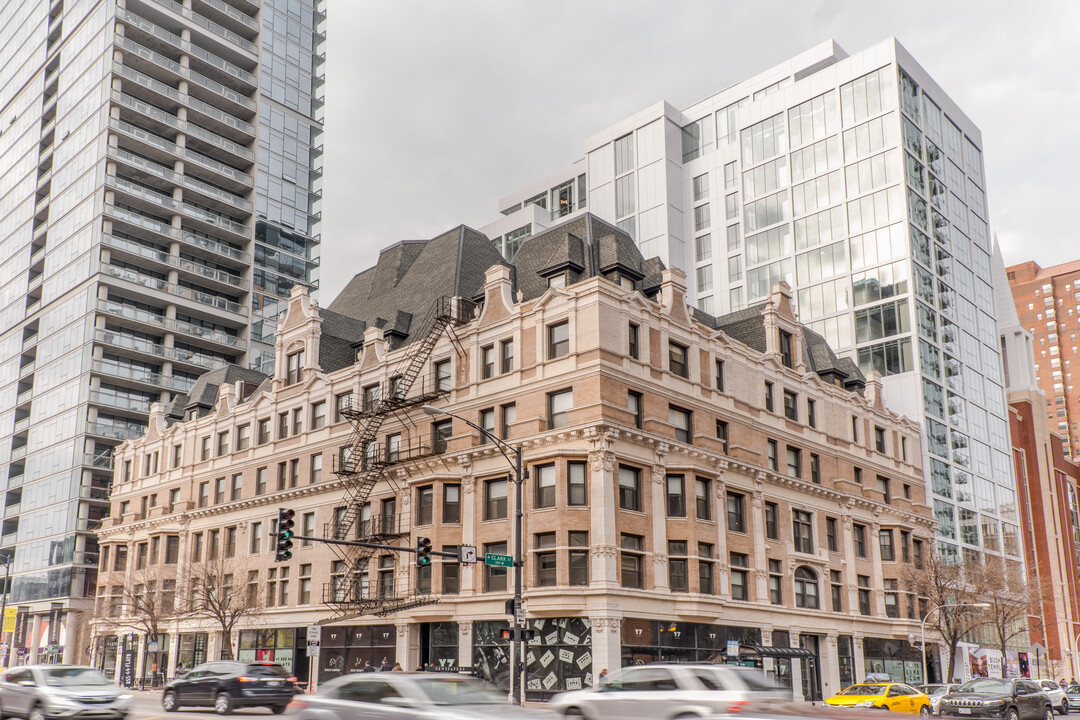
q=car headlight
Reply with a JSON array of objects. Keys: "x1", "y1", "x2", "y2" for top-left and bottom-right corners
[
  {"x1": 983, "y1": 700, "x2": 1005, "y2": 709},
  {"x1": 116, "y1": 694, "x2": 133, "y2": 705}
]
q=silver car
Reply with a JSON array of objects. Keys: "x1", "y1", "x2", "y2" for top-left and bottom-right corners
[
  {"x1": 293, "y1": 672, "x2": 555, "y2": 720},
  {"x1": 918, "y1": 684, "x2": 962, "y2": 715},
  {"x1": 0, "y1": 666, "x2": 132, "y2": 720},
  {"x1": 548, "y1": 663, "x2": 791, "y2": 719}
]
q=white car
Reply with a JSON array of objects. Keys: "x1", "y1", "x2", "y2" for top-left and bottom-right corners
[
  {"x1": 548, "y1": 664, "x2": 790, "y2": 719},
  {"x1": 1035, "y1": 680, "x2": 1069, "y2": 714}
]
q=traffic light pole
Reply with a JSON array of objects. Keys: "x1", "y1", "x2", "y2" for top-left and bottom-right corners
[{"x1": 288, "y1": 535, "x2": 463, "y2": 560}]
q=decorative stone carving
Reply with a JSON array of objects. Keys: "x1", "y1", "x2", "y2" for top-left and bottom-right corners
[
  {"x1": 591, "y1": 544, "x2": 617, "y2": 558},
  {"x1": 754, "y1": 569, "x2": 768, "y2": 581},
  {"x1": 461, "y1": 476, "x2": 475, "y2": 495},
  {"x1": 653, "y1": 553, "x2": 669, "y2": 566},
  {"x1": 456, "y1": 455, "x2": 473, "y2": 476},
  {"x1": 588, "y1": 450, "x2": 614, "y2": 473},
  {"x1": 751, "y1": 490, "x2": 764, "y2": 510},
  {"x1": 396, "y1": 622, "x2": 409, "y2": 637},
  {"x1": 589, "y1": 617, "x2": 622, "y2": 633},
  {"x1": 460, "y1": 623, "x2": 472, "y2": 636}
]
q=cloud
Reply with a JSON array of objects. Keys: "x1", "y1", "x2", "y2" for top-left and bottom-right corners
[{"x1": 319, "y1": 0, "x2": 1080, "y2": 299}]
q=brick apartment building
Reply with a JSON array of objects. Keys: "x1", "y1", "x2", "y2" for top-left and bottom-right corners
[{"x1": 92, "y1": 215, "x2": 934, "y2": 700}]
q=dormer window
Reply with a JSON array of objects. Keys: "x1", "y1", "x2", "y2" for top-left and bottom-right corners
[
  {"x1": 547, "y1": 274, "x2": 566, "y2": 289},
  {"x1": 286, "y1": 350, "x2": 304, "y2": 385},
  {"x1": 779, "y1": 330, "x2": 793, "y2": 368}
]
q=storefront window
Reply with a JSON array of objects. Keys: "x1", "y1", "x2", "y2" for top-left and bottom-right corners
[
  {"x1": 523, "y1": 618, "x2": 592, "y2": 702},
  {"x1": 838, "y1": 635, "x2": 855, "y2": 686},
  {"x1": 473, "y1": 621, "x2": 511, "y2": 692},
  {"x1": 863, "y1": 637, "x2": 923, "y2": 684},
  {"x1": 177, "y1": 633, "x2": 208, "y2": 672},
  {"x1": 316, "y1": 624, "x2": 395, "y2": 683},
  {"x1": 621, "y1": 619, "x2": 759, "y2": 666}
]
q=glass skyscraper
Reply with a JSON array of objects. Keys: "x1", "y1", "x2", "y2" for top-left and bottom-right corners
[
  {"x1": 491, "y1": 38, "x2": 1018, "y2": 571},
  {"x1": 0, "y1": 0, "x2": 323, "y2": 661}
]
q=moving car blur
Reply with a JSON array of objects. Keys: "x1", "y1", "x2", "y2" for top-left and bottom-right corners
[
  {"x1": 1033, "y1": 681, "x2": 1069, "y2": 714},
  {"x1": 162, "y1": 660, "x2": 297, "y2": 714},
  {"x1": 920, "y1": 684, "x2": 963, "y2": 715},
  {"x1": 0, "y1": 666, "x2": 132, "y2": 720},
  {"x1": 291, "y1": 672, "x2": 554, "y2": 719},
  {"x1": 547, "y1": 663, "x2": 790, "y2": 718},
  {"x1": 824, "y1": 682, "x2": 931, "y2": 714}
]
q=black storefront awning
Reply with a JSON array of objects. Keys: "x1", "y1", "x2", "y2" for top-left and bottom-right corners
[{"x1": 734, "y1": 643, "x2": 818, "y2": 659}]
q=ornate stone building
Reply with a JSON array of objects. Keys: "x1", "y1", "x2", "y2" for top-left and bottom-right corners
[{"x1": 93, "y1": 215, "x2": 933, "y2": 699}]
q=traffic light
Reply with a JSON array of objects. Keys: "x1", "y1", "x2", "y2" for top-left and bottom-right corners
[
  {"x1": 275, "y1": 508, "x2": 295, "y2": 561},
  {"x1": 416, "y1": 537, "x2": 432, "y2": 567}
]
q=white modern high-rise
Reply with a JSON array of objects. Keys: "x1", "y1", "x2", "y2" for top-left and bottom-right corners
[
  {"x1": 486, "y1": 39, "x2": 1019, "y2": 572},
  {"x1": 0, "y1": 0, "x2": 324, "y2": 660}
]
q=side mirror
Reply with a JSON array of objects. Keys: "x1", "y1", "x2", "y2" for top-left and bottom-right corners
[{"x1": 382, "y1": 697, "x2": 419, "y2": 709}]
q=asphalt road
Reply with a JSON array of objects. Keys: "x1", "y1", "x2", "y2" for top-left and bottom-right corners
[{"x1": 129, "y1": 691, "x2": 293, "y2": 720}]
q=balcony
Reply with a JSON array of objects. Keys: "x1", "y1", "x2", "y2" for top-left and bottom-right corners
[
  {"x1": 103, "y1": 203, "x2": 178, "y2": 244},
  {"x1": 185, "y1": 39, "x2": 257, "y2": 90},
  {"x1": 146, "y1": 0, "x2": 258, "y2": 56},
  {"x1": 179, "y1": 228, "x2": 249, "y2": 266},
  {"x1": 113, "y1": 62, "x2": 182, "y2": 108},
  {"x1": 97, "y1": 299, "x2": 169, "y2": 331},
  {"x1": 101, "y1": 261, "x2": 170, "y2": 294},
  {"x1": 81, "y1": 452, "x2": 115, "y2": 471},
  {"x1": 92, "y1": 359, "x2": 194, "y2": 393},
  {"x1": 170, "y1": 283, "x2": 245, "y2": 315},
  {"x1": 169, "y1": 317, "x2": 242, "y2": 349},
  {"x1": 181, "y1": 174, "x2": 252, "y2": 214},
  {"x1": 176, "y1": 255, "x2": 248, "y2": 291},
  {"x1": 192, "y1": 0, "x2": 259, "y2": 36},
  {"x1": 167, "y1": 345, "x2": 230, "y2": 371},
  {"x1": 86, "y1": 420, "x2": 148, "y2": 442},
  {"x1": 90, "y1": 388, "x2": 157, "y2": 414},
  {"x1": 185, "y1": 95, "x2": 255, "y2": 141},
  {"x1": 181, "y1": 202, "x2": 248, "y2": 241},
  {"x1": 183, "y1": 147, "x2": 253, "y2": 190},
  {"x1": 110, "y1": 118, "x2": 182, "y2": 166},
  {"x1": 107, "y1": 175, "x2": 179, "y2": 214},
  {"x1": 112, "y1": 91, "x2": 184, "y2": 137},
  {"x1": 107, "y1": 146, "x2": 179, "y2": 186},
  {"x1": 185, "y1": 118, "x2": 254, "y2": 162}
]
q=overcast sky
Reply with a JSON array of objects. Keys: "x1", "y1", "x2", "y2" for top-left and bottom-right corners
[{"x1": 319, "y1": 0, "x2": 1080, "y2": 303}]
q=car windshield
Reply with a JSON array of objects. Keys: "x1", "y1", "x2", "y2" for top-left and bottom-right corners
[
  {"x1": 44, "y1": 669, "x2": 110, "y2": 687},
  {"x1": 959, "y1": 679, "x2": 1012, "y2": 694},
  {"x1": 413, "y1": 677, "x2": 505, "y2": 705},
  {"x1": 920, "y1": 686, "x2": 947, "y2": 696},
  {"x1": 839, "y1": 685, "x2": 887, "y2": 696},
  {"x1": 244, "y1": 664, "x2": 290, "y2": 677}
]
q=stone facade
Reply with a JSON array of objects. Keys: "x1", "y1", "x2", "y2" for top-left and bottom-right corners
[{"x1": 94, "y1": 233, "x2": 932, "y2": 700}]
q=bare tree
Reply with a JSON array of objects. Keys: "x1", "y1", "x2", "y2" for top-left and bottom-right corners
[
  {"x1": 94, "y1": 564, "x2": 184, "y2": 643},
  {"x1": 906, "y1": 548, "x2": 986, "y2": 682},
  {"x1": 972, "y1": 560, "x2": 1033, "y2": 675},
  {"x1": 185, "y1": 553, "x2": 265, "y2": 660}
]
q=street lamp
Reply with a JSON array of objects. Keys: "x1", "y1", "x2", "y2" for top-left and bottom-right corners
[
  {"x1": 921, "y1": 602, "x2": 991, "y2": 683},
  {"x1": 422, "y1": 405, "x2": 527, "y2": 705}
]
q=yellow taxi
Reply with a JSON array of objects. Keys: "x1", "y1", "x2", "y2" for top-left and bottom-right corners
[{"x1": 826, "y1": 682, "x2": 932, "y2": 715}]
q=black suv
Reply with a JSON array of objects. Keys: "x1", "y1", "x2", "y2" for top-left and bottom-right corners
[
  {"x1": 162, "y1": 661, "x2": 296, "y2": 715},
  {"x1": 941, "y1": 678, "x2": 1053, "y2": 720}
]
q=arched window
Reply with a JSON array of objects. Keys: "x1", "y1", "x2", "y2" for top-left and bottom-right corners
[{"x1": 794, "y1": 566, "x2": 819, "y2": 609}]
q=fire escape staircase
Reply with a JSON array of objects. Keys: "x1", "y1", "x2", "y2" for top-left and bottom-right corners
[{"x1": 321, "y1": 296, "x2": 474, "y2": 619}]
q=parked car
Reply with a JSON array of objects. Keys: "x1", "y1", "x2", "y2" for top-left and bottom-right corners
[
  {"x1": 548, "y1": 663, "x2": 790, "y2": 719},
  {"x1": 920, "y1": 684, "x2": 963, "y2": 715},
  {"x1": 825, "y1": 682, "x2": 931, "y2": 715},
  {"x1": 1034, "y1": 680, "x2": 1070, "y2": 714},
  {"x1": 940, "y1": 678, "x2": 1053, "y2": 720},
  {"x1": 0, "y1": 665, "x2": 132, "y2": 720},
  {"x1": 161, "y1": 660, "x2": 297, "y2": 714},
  {"x1": 291, "y1": 672, "x2": 553, "y2": 719}
]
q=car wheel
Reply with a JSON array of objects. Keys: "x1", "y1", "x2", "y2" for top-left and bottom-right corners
[
  {"x1": 28, "y1": 705, "x2": 45, "y2": 720},
  {"x1": 1006, "y1": 708, "x2": 1020, "y2": 720},
  {"x1": 270, "y1": 706, "x2": 288, "y2": 715},
  {"x1": 162, "y1": 691, "x2": 179, "y2": 712},
  {"x1": 1047, "y1": 707, "x2": 1057, "y2": 720},
  {"x1": 214, "y1": 693, "x2": 233, "y2": 715},
  {"x1": 1062, "y1": 701, "x2": 1070, "y2": 716},
  {"x1": 673, "y1": 715, "x2": 701, "y2": 720},
  {"x1": 921, "y1": 706, "x2": 931, "y2": 717},
  {"x1": 564, "y1": 709, "x2": 587, "y2": 719}
]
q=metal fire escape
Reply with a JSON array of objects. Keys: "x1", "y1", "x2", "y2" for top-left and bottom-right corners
[{"x1": 321, "y1": 296, "x2": 474, "y2": 619}]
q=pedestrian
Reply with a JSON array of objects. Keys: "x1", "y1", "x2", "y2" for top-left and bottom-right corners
[
  {"x1": 599, "y1": 668, "x2": 609, "y2": 685},
  {"x1": 379, "y1": 657, "x2": 393, "y2": 672},
  {"x1": 1061, "y1": 678, "x2": 1068, "y2": 688},
  {"x1": 174, "y1": 664, "x2": 185, "y2": 678},
  {"x1": 360, "y1": 660, "x2": 375, "y2": 673},
  {"x1": 391, "y1": 662, "x2": 403, "y2": 672}
]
